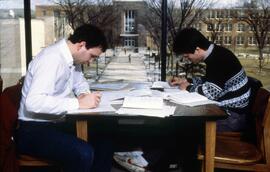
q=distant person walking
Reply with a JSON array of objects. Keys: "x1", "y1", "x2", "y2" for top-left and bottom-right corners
[{"x1": 128, "y1": 54, "x2": 131, "y2": 63}]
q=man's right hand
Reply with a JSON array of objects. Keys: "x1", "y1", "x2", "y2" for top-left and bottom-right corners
[
  {"x1": 78, "y1": 92, "x2": 101, "y2": 109},
  {"x1": 169, "y1": 76, "x2": 185, "y2": 86}
]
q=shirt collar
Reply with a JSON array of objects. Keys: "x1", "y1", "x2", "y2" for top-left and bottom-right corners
[
  {"x1": 203, "y1": 44, "x2": 214, "y2": 60},
  {"x1": 59, "y1": 39, "x2": 74, "y2": 67}
]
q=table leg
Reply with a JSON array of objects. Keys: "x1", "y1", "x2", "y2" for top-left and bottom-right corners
[
  {"x1": 76, "y1": 120, "x2": 88, "y2": 142},
  {"x1": 205, "y1": 121, "x2": 216, "y2": 172}
]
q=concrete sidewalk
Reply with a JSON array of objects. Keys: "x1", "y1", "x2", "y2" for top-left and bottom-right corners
[{"x1": 98, "y1": 51, "x2": 148, "y2": 83}]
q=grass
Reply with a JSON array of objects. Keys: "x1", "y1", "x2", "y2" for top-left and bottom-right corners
[{"x1": 239, "y1": 58, "x2": 270, "y2": 89}]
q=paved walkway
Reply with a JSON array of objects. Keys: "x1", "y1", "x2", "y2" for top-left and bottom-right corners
[
  {"x1": 98, "y1": 51, "x2": 180, "y2": 172},
  {"x1": 98, "y1": 51, "x2": 148, "y2": 83}
]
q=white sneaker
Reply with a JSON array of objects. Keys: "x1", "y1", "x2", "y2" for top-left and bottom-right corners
[{"x1": 114, "y1": 151, "x2": 148, "y2": 172}]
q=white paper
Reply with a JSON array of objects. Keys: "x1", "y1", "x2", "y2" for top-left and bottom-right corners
[
  {"x1": 151, "y1": 81, "x2": 171, "y2": 89},
  {"x1": 67, "y1": 104, "x2": 115, "y2": 114},
  {"x1": 166, "y1": 91, "x2": 219, "y2": 106},
  {"x1": 122, "y1": 96, "x2": 163, "y2": 109},
  {"x1": 116, "y1": 105, "x2": 176, "y2": 118},
  {"x1": 90, "y1": 83, "x2": 129, "y2": 90}
]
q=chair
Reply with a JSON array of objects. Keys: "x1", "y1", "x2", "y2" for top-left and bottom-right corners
[
  {"x1": 217, "y1": 76, "x2": 263, "y2": 142},
  {"x1": 198, "y1": 87, "x2": 270, "y2": 172},
  {"x1": 0, "y1": 82, "x2": 57, "y2": 172}
]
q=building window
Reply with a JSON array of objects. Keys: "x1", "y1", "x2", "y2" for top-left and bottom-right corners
[
  {"x1": 216, "y1": 10, "x2": 223, "y2": 18},
  {"x1": 248, "y1": 25, "x2": 254, "y2": 32},
  {"x1": 42, "y1": 10, "x2": 46, "y2": 16},
  {"x1": 224, "y1": 23, "x2": 232, "y2": 31},
  {"x1": 216, "y1": 36, "x2": 223, "y2": 45},
  {"x1": 266, "y1": 37, "x2": 270, "y2": 45},
  {"x1": 124, "y1": 37, "x2": 136, "y2": 47},
  {"x1": 237, "y1": 23, "x2": 245, "y2": 32},
  {"x1": 248, "y1": 37, "x2": 256, "y2": 45},
  {"x1": 237, "y1": 36, "x2": 244, "y2": 45},
  {"x1": 191, "y1": 23, "x2": 201, "y2": 31},
  {"x1": 207, "y1": 24, "x2": 213, "y2": 31},
  {"x1": 124, "y1": 10, "x2": 135, "y2": 33},
  {"x1": 224, "y1": 36, "x2": 232, "y2": 45},
  {"x1": 224, "y1": 10, "x2": 231, "y2": 18}
]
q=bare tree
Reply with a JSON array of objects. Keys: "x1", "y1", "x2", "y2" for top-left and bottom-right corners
[
  {"x1": 55, "y1": 0, "x2": 118, "y2": 47},
  {"x1": 202, "y1": 11, "x2": 225, "y2": 43},
  {"x1": 144, "y1": 0, "x2": 212, "y2": 74},
  {"x1": 236, "y1": 0, "x2": 270, "y2": 71},
  {"x1": 56, "y1": 0, "x2": 88, "y2": 30}
]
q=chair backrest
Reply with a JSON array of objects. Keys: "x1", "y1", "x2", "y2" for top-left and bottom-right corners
[
  {"x1": 248, "y1": 76, "x2": 263, "y2": 110},
  {"x1": 251, "y1": 88, "x2": 270, "y2": 162},
  {"x1": 0, "y1": 83, "x2": 22, "y2": 172},
  {"x1": 243, "y1": 76, "x2": 263, "y2": 142},
  {"x1": 0, "y1": 83, "x2": 22, "y2": 138}
]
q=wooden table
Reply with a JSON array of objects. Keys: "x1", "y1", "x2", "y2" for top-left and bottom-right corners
[{"x1": 67, "y1": 102, "x2": 226, "y2": 172}]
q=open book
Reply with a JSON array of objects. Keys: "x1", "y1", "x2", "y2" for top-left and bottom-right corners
[{"x1": 165, "y1": 92, "x2": 219, "y2": 106}]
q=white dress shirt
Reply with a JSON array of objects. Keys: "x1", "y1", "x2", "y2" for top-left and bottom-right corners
[{"x1": 18, "y1": 39, "x2": 90, "y2": 121}]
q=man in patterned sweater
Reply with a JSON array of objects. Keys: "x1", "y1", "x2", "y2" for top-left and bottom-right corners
[{"x1": 170, "y1": 28, "x2": 251, "y2": 132}]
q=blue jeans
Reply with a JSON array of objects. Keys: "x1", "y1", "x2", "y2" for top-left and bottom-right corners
[
  {"x1": 15, "y1": 120, "x2": 113, "y2": 172},
  {"x1": 217, "y1": 110, "x2": 246, "y2": 132}
]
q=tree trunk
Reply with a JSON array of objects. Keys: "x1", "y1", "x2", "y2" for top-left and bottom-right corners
[{"x1": 258, "y1": 48, "x2": 263, "y2": 73}]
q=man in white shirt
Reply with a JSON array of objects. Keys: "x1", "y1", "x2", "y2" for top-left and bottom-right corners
[{"x1": 15, "y1": 24, "x2": 112, "y2": 172}]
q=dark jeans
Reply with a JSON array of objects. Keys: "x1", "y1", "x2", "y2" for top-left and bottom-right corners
[
  {"x1": 15, "y1": 120, "x2": 113, "y2": 172},
  {"x1": 217, "y1": 110, "x2": 246, "y2": 132}
]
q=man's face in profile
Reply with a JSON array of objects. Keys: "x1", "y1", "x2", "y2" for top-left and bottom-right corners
[
  {"x1": 73, "y1": 42, "x2": 102, "y2": 65},
  {"x1": 183, "y1": 48, "x2": 204, "y2": 64}
]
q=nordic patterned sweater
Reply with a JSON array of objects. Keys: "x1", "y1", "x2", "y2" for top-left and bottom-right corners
[{"x1": 187, "y1": 44, "x2": 251, "y2": 114}]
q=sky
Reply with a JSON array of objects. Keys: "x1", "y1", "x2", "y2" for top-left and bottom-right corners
[{"x1": 0, "y1": 0, "x2": 241, "y2": 9}]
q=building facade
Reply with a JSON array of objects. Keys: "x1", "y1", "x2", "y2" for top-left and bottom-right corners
[{"x1": 0, "y1": 18, "x2": 45, "y2": 88}]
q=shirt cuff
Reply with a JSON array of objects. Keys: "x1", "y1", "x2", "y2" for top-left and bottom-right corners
[{"x1": 66, "y1": 98, "x2": 79, "y2": 110}]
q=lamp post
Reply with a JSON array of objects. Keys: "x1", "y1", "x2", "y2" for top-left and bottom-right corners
[
  {"x1": 161, "y1": 0, "x2": 167, "y2": 81},
  {"x1": 24, "y1": 0, "x2": 32, "y2": 68}
]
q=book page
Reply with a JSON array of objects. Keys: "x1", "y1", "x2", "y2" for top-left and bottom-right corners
[
  {"x1": 122, "y1": 96, "x2": 163, "y2": 109},
  {"x1": 167, "y1": 92, "x2": 208, "y2": 104},
  {"x1": 151, "y1": 81, "x2": 171, "y2": 89},
  {"x1": 116, "y1": 105, "x2": 176, "y2": 118}
]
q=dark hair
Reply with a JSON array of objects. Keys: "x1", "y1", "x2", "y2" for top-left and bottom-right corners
[
  {"x1": 68, "y1": 24, "x2": 107, "y2": 52},
  {"x1": 173, "y1": 28, "x2": 211, "y2": 54}
]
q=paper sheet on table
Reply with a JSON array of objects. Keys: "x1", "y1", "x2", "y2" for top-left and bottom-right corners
[
  {"x1": 122, "y1": 96, "x2": 163, "y2": 109},
  {"x1": 67, "y1": 103, "x2": 115, "y2": 114},
  {"x1": 179, "y1": 99, "x2": 219, "y2": 107},
  {"x1": 151, "y1": 81, "x2": 171, "y2": 89},
  {"x1": 165, "y1": 91, "x2": 219, "y2": 106},
  {"x1": 116, "y1": 105, "x2": 176, "y2": 118},
  {"x1": 90, "y1": 83, "x2": 129, "y2": 91}
]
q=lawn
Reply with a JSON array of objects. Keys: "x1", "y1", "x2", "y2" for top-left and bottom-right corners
[{"x1": 240, "y1": 58, "x2": 270, "y2": 89}]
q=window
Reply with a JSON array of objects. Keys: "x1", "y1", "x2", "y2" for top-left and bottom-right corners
[
  {"x1": 42, "y1": 10, "x2": 46, "y2": 16},
  {"x1": 191, "y1": 23, "x2": 201, "y2": 31},
  {"x1": 207, "y1": 24, "x2": 213, "y2": 31},
  {"x1": 248, "y1": 37, "x2": 256, "y2": 45},
  {"x1": 216, "y1": 36, "x2": 223, "y2": 45},
  {"x1": 124, "y1": 37, "x2": 136, "y2": 47},
  {"x1": 237, "y1": 36, "x2": 244, "y2": 45},
  {"x1": 124, "y1": 10, "x2": 135, "y2": 33},
  {"x1": 248, "y1": 25, "x2": 254, "y2": 32},
  {"x1": 224, "y1": 36, "x2": 232, "y2": 45},
  {"x1": 237, "y1": 23, "x2": 245, "y2": 32},
  {"x1": 224, "y1": 10, "x2": 232, "y2": 18},
  {"x1": 224, "y1": 23, "x2": 232, "y2": 31},
  {"x1": 266, "y1": 37, "x2": 270, "y2": 45}
]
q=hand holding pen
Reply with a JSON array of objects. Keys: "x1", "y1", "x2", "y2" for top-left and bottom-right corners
[
  {"x1": 169, "y1": 75, "x2": 190, "y2": 90},
  {"x1": 78, "y1": 92, "x2": 102, "y2": 109}
]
